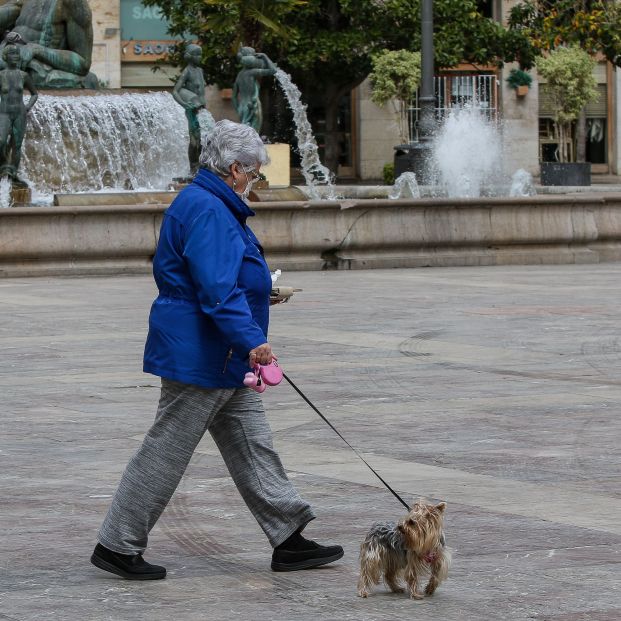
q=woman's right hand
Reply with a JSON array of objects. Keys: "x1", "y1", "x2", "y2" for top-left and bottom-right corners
[{"x1": 248, "y1": 343, "x2": 274, "y2": 367}]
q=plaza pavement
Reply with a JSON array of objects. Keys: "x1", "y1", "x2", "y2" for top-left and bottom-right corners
[{"x1": 1, "y1": 264, "x2": 620, "y2": 621}]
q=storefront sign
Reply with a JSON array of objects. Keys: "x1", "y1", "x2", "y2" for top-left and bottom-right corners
[{"x1": 121, "y1": 40, "x2": 177, "y2": 61}]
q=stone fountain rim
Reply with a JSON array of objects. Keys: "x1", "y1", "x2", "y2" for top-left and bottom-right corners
[{"x1": 3, "y1": 191, "x2": 621, "y2": 216}]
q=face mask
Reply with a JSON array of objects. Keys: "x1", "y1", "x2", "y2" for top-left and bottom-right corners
[{"x1": 234, "y1": 165, "x2": 257, "y2": 202}]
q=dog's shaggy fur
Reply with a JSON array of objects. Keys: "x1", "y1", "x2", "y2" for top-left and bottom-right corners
[{"x1": 357, "y1": 500, "x2": 451, "y2": 599}]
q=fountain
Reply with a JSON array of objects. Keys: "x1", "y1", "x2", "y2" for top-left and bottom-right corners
[
  {"x1": 0, "y1": 176, "x2": 11, "y2": 208},
  {"x1": 21, "y1": 92, "x2": 189, "y2": 198},
  {"x1": 510, "y1": 168, "x2": 536, "y2": 197},
  {"x1": 273, "y1": 68, "x2": 336, "y2": 200},
  {"x1": 10, "y1": 49, "x2": 334, "y2": 205},
  {"x1": 389, "y1": 172, "x2": 421, "y2": 199},
  {"x1": 431, "y1": 105, "x2": 503, "y2": 198},
  {"x1": 1, "y1": 2, "x2": 616, "y2": 276}
]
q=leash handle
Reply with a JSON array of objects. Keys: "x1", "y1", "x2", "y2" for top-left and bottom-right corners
[{"x1": 283, "y1": 372, "x2": 410, "y2": 511}]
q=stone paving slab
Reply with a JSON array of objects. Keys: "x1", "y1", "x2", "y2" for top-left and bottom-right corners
[{"x1": 1, "y1": 264, "x2": 621, "y2": 620}]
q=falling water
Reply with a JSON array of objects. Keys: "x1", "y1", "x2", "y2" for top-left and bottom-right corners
[
  {"x1": 389, "y1": 172, "x2": 421, "y2": 199},
  {"x1": 0, "y1": 176, "x2": 12, "y2": 208},
  {"x1": 273, "y1": 68, "x2": 335, "y2": 199},
  {"x1": 21, "y1": 92, "x2": 189, "y2": 196},
  {"x1": 509, "y1": 168, "x2": 536, "y2": 197},
  {"x1": 432, "y1": 105, "x2": 503, "y2": 198}
]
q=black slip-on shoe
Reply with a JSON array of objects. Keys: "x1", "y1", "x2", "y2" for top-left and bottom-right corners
[
  {"x1": 90, "y1": 543, "x2": 166, "y2": 580},
  {"x1": 271, "y1": 540, "x2": 344, "y2": 572}
]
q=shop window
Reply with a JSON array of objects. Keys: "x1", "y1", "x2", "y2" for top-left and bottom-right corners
[
  {"x1": 586, "y1": 118, "x2": 606, "y2": 164},
  {"x1": 539, "y1": 117, "x2": 607, "y2": 164}
]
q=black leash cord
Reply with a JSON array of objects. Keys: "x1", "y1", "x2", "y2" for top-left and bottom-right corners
[{"x1": 283, "y1": 372, "x2": 410, "y2": 511}]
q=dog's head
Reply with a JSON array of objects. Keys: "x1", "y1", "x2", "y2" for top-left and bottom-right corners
[{"x1": 397, "y1": 500, "x2": 446, "y2": 554}]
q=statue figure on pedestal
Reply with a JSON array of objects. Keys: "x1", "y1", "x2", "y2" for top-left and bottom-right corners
[
  {"x1": 0, "y1": 0, "x2": 98, "y2": 89},
  {"x1": 0, "y1": 42, "x2": 37, "y2": 186},
  {"x1": 172, "y1": 44, "x2": 207, "y2": 175},
  {"x1": 233, "y1": 47, "x2": 276, "y2": 133}
]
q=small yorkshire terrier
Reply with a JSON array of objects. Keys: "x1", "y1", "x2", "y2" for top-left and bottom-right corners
[{"x1": 357, "y1": 500, "x2": 451, "y2": 599}]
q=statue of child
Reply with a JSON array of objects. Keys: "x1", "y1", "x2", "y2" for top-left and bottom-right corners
[
  {"x1": 0, "y1": 42, "x2": 38, "y2": 186},
  {"x1": 173, "y1": 44, "x2": 207, "y2": 175},
  {"x1": 233, "y1": 47, "x2": 276, "y2": 134}
]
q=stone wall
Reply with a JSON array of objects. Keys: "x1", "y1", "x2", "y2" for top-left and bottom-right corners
[{"x1": 1, "y1": 195, "x2": 620, "y2": 277}]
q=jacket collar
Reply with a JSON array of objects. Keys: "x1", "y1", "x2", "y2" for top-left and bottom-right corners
[{"x1": 192, "y1": 168, "x2": 256, "y2": 224}]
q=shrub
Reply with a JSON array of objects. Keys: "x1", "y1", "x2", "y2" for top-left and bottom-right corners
[{"x1": 383, "y1": 163, "x2": 395, "y2": 185}]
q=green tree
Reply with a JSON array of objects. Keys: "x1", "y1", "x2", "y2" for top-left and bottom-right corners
[
  {"x1": 369, "y1": 50, "x2": 421, "y2": 144},
  {"x1": 145, "y1": 0, "x2": 526, "y2": 173},
  {"x1": 536, "y1": 46, "x2": 598, "y2": 162},
  {"x1": 509, "y1": 1, "x2": 621, "y2": 68}
]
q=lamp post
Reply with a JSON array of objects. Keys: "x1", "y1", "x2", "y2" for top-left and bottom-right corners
[
  {"x1": 413, "y1": 0, "x2": 436, "y2": 181},
  {"x1": 418, "y1": 0, "x2": 435, "y2": 146},
  {"x1": 395, "y1": 0, "x2": 435, "y2": 181}
]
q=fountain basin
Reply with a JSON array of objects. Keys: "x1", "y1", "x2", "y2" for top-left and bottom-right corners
[{"x1": 1, "y1": 194, "x2": 621, "y2": 277}]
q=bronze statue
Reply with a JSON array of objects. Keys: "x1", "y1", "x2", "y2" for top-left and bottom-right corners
[
  {"x1": 233, "y1": 47, "x2": 276, "y2": 133},
  {"x1": 172, "y1": 44, "x2": 206, "y2": 175},
  {"x1": 0, "y1": 42, "x2": 37, "y2": 185},
  {"x1": 0, "y1": 0, "x2": 97, "y2": 89}
]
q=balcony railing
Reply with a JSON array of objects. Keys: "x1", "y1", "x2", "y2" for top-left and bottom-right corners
[{"x1": 408, "y1": 74, "x2": 499, "y2": 141}]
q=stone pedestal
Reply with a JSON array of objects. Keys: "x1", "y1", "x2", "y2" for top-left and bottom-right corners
[
  {"x1": 262, "y1": 144, "x2": 290, "y2": 188},
  {"x1": 11, "y1": 186, "x2": 31, "y2": 206}
]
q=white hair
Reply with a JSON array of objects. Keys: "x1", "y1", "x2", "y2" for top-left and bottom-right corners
[{"x1": 200, "y1": 119, "x2": 269, "y2": 175}]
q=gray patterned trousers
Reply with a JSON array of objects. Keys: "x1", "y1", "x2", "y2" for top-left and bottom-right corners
[{"x1": 98, "y1": 379, "x2": 315, "y2": 553}]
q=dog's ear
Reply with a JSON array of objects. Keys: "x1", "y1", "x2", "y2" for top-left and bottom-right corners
[{"x1": 436, "y1": 502, "x2": 446, "y2": 513}]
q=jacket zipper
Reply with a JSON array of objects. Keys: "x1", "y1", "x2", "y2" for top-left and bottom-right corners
[{"x1": 222, "y1": 348, "x2": 233, "y2": 373}]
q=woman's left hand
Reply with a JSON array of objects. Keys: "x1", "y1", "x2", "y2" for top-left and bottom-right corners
[{"x1": 249, "y1": 343, "x2": 275, "y2": 367}]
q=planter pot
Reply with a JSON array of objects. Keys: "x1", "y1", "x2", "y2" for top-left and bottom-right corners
[
  {"x1": 516, "y1": 85, "x2": 529, "y2": 97},
  {"x1": 540, "y1": 162, "x2": 591, "y2": 186}
]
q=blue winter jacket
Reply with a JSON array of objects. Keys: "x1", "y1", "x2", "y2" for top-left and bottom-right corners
[{"x1": 143, "y1": 168, "x2": 272, "y2": 388}]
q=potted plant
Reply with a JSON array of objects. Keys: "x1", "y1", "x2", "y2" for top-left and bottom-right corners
[
  {"x1": 536, "y1": 46, "x2": 598, "y2": 186},
  {"x1": 506, "y1": 68, "x2": 532, "y2": 97},
  {"x1": 369, "y1": 49, "x2": 421, "y2": 179}
]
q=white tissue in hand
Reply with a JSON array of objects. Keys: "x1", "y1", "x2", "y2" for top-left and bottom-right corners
[{"x1": 271, "y1": 269, "x2": 282, "y2": 284}]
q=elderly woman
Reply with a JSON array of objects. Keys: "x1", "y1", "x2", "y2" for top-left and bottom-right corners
[{"x1": 91, "y1": 120, "x2": 343, "y2": 580}]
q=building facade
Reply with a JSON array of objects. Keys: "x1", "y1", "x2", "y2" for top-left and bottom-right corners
[{"x1": 356, "y1": 0, "x2": 620, "y2": 180}]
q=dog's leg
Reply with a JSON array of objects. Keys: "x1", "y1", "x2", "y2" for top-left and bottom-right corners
[
  {"x1": 405, "y1": 567, "x2": 423, "y2": 600},
  {"x1": 357, "y1": 567, "x2": 372, "y2": 598},
  {"x1": 424, "y1": 572, "x2": 439, "y2": 596},
  {"x1": 357, "y1": 551, "x2": 381, "y2": 598},
  {"x1": 384, "y1": 554, "x2": 404, "y2": 593},
  {"x1": 385, "y1": 569, "x2": 404, "y2": 594},
  {"x1": 425, "y1": 549, "x2": 451, "y2": 596}
]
